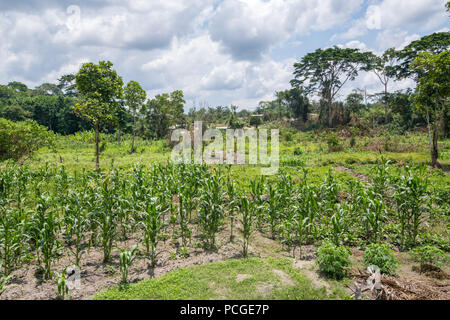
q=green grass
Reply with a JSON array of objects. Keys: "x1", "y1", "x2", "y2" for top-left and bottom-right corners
[{"x1": 92, "y1": 257, "x2": 349, "y2": 300}]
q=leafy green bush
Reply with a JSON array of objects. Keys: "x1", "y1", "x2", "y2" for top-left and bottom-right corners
[
  {"x1": 316, "y1": 242, "x2": 351, "y2": 279},
  {"x1": 0, "y1": 118, "x2": 55, "y2": 162},
  {"x1": 411, "y1": 245, "x2": 448, "y2": 267},
  {"x1": 363, "y1": 243, "x2": 398, "y2": 275},
  {"x1": 326, "y1": 134, "x2": 342, "y2": 152}
]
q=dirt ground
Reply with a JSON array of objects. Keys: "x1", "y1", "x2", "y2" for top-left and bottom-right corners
[{"x1": 1, "y1": 222, "x2": 449, "y2": 300}]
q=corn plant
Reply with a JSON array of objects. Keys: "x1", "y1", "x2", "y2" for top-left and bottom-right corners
[
  {"x1": 33, "y1": 192, "x2": 61, "y2": 280},
  {"x1": 372, "y1": 157, "x2": 392, "y2": 199},
  {"x1": 0, "y1": 265, "x2": 11, "y2": 297},
  {"x1": 238, "y1": 195, "x2": 255, "y2": 258},
  {"x1": 330, "y1": 204, "x2": 347, "y2": 246},
  {"x1": 395, "y1": 167, "x2": 428, "y2": 249},
  {"x1": 265, "y1": 184, "x2": 281, "y2": 239},
  {"x1": 140, "y1": 198, "x2": 166, "y2": 267},
  {"x1": 177, "y1": 192, "x2": 190, "y2": 248},
  {"x1": 225, "y1": 173, "x2": 238, "y2": 242},
  {"x1": 320, "y1": 169, "x2": 339, "y2": 215},
  {"x1": 291, "y1": 206, "x2": 311, "y2": 259},
  {"x1": 0, "y1": 208, "x2": 24, "y2": 276},
  {"x1": 119, "y1": 246, "x2": 140, "y2": 284},
  {"x1": 55, "y1": 268, "x2": 69, "y2": 300},
  {"x1": 250, "y1": 176, "x2": 265, "y2": 230},
  {"x1": 363, "y1": 196, "x2": 386, "y2": 243},
  {"x1": 65, "y1": 191, "x2": 88, "y2": 267},
  {"x1": 198, "y1": 173, "x2": 225, "y2": 249},
  {"x1": 96, "y1": 178, "x2": 118, "y2": 263}
]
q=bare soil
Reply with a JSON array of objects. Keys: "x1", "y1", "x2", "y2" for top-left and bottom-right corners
[{"x1": 2, "y1": 222, "x2": 449, "y2": 300}]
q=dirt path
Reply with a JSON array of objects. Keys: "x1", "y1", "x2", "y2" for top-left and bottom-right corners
[{"x1": 335, "y1": 165, "x2": 372, "y2": 183}]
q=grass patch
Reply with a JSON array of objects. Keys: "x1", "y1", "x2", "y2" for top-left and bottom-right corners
[{"x1": 92, "y1": 257, "x2": 349, "y2": 300}]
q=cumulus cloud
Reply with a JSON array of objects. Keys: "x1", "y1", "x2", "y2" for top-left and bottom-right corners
[
  {"x1": 0, "y1": 0, "x2": 448, "y2": 108},
  {"x1": 209, "y1": 0, "x2": 362, "y2": 60}
]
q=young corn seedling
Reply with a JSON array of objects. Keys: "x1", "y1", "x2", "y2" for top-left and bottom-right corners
[
  {"x1": 265, "y1": 184, "x2": 281, "y2": 239},
  {"x1": 0, "y1": 265, "x2": 11, "y2": 297},
  {"x1": 226, "y1": 173, "x2": 238, "y2": 242},
  {"x1": 55, "y1": 268, "x2": 70, "y2": 300},
  {"x1": 177, "y1": 192, "x2": 190, "y2": 248},
  {"x1": 238, "y1": 195, "x2": 255, "y2": 258},
  {"x1": 250, "y1": 176, "x2": 265, "y2": 230},
  {"x1": 119, "y1": 246, "x2": 140, "y2": 284}
]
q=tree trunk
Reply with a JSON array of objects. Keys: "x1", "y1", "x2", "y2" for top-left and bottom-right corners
[
  {"x1": 328, "y1": 96, "x2": 333, "y2": 128},
  {"x1": 95, "y1": 123, "x2": 100, "y2": 170},
  {"x1": 426, "y1": 110, "x2": 440, "y2": 168},
  {"x1": 384, "y1": 83, "x2": 388, "y2": 124},
  {"x1": 130, "y1": 117, "x2": 136, "y2": 154},
  {"x1": 431, "y1": 124, "x2": 439, "y2": 168}
]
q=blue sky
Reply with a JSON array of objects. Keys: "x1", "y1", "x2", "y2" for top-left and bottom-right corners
[{"x1": 0, "y1": 0, "x2": 448, "y2": 110}]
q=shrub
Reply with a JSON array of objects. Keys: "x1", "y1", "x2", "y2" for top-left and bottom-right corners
[
  {"x1": 411, "y1": 245, "x2": 448, "y2": 267},
  {"x1": 316, "y1": 242, "x2": 351, "y2": 279},
  {"x1": 326, "y1": 134, "x2": 342, "y2": 152},
  {"x1": 363, "y1": 243, "x2": 398, "y2": 275},
  {"x1": 293, "y1": 147, "x2": 303, "y2": 156},
  {"x1": 0, "y1": 118, "x2": 55, "y2": 162}
]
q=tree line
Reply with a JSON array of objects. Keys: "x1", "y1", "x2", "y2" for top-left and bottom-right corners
[{"x1": 0, "y1": 26, "x2": 448, "y2": 167}]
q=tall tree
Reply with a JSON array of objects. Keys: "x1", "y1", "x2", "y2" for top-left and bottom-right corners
[
  {"x1": 73, "y1": 61, "x2": 123, "y2": 170},
  {"x1": 124, "y1": 80, "x2": 146, "y2": 153},
  {"x1": 291, "y1": 46, "x2": 372, "y2": 127},
  {"x1": 394, "y1": 32, "x2": 450, "y2": 80},
  {"x1": 366, "y1": 48, "x2": 398, "y2": 123},
  {"x1": 411, "y1": 51, "x2": 450, "y2": 168},
  {"x1": 57, "y1": 74, "x2": 78, "y2": 97}
]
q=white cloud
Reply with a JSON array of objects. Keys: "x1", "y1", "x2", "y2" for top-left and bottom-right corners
[
  {"x1": 209, "y1": 0, "x2": 362, "y2": 60},
  {"x1": 0, "y1": 0, "x2": 448, "y2": 108}
]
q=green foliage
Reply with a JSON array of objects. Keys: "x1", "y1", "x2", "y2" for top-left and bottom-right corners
[
  {"x1": 316, "y1": 242, "x2": 351, "y2": 280},
  {"x1": 140, "y1": 198, "x2": 166, "y2": 267},
  {"x1": 198, "y1": 172, "x2": 225, "y2": 249},
  {"x1": 363, "y1": 243, "x2": 398, "y2": 275},
  {"x1": 238, "y1": 195, "x2": 255, "y2": 257},
  {"x1": 73, "y1": 61, "x2": 124, "y2": 169},
  {"x1": 119, "y1": 246, "x2": 140, "y2": 284},
  {"x1": 291, "y1": 46, "x2": 373, "y2": 127},
  {"x1": 0, "y1": 271, "x2": 11, "y2": 297},
  {"x1": 0, "y1": 118, "x2": 55, "y2": 162},
  {"x1": 411, "y1": 245, "x2": 448, "y2": 267},
  {"x1": 326, "y1": 134, "x2": 342, "y2": 152},
  {"x1": 394, "y1": 167, "x2": 429, "y2": 249},
  {"x1": 56, "y1": 268, "x2": 70, "y2": 300}
]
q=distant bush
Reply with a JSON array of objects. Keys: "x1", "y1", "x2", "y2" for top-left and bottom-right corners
[
  {"x1": 293, "y1": 147, "x2": 302, "y2": 156},
  {"x1": 316, "y1": 242, "x2": 351, "y2": 279},
  {"x1": 0, "y1": 118, "x2": 55, "y2": 162},
  {"x1": 363, "y1": 243, "x2": 398, "y2": 275},
  {"x1": 326, "y1": 134, "x2": 342, "y2": 152}
]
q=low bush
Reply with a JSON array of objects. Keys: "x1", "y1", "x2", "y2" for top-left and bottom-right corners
[
  {"x1": 363, "y1": 243, "x2": 398, "y2": 275},
  {"x1": 0, "y1": 118, "x2": 54, "y2": 162},
  {"x1": 411, "y1": 245, "x2": 448, "y2": 267},
  {"x1": 316, "y1": 242, "x2": 351, "y2": 280}
]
